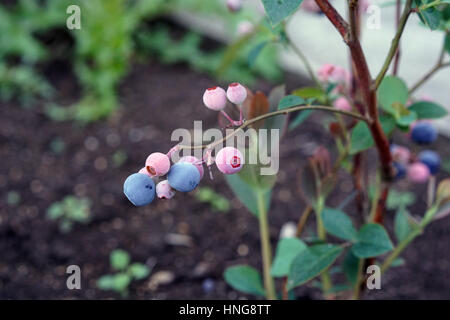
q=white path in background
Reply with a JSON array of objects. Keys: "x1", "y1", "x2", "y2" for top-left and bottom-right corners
[{"x1": 282, "y1": 1, "x2": 450, "y2": 135}]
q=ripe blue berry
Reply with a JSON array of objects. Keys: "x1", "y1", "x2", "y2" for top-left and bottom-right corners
[
  {"x1": 393, "y1": 162, "x2": 406, "y2": 180},
  {"x1": 123, "y1": 173, "x2": 156, "y2": 206},
  {"x1": 167, "y1": 162, "x2": 200, "y2": 192},
  {"x1": 411, "y1": 122, "x2": 438, "y2": 145},
  {"x1": 418, "y1": 150, "x2": 441, "y2": 175}
]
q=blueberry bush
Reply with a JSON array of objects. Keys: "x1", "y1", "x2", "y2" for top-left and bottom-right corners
[{"x1": 123, "y1": 0, "x2": 450, "y2": 299}]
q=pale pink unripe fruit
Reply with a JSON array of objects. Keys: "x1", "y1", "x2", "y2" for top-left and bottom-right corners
[
  {"x1": 226, "y1": 0, "x2": 243, "y2": 12},
  {"x1": 203, "y1": 86, "x2": 227, "y2": 111},
  {"x1": 215, "y1": 147, "x2": 244, "y2": 174},
  {"x1": 227, "y1": 82, "x2": 247, "y2": 105},
  {"x1": 359, "y1": 0, "x2": 370, "y2": 13},
  {"x1": 407, "y1": 163, "x2": 430, "y2": 183},
  {"x1": 317, "y1": 64, "x2": 350, "y2": 84},
  {"x1": 145, "y1": 152, "x2": 171, "y2": 177},
  {"x1": 333, "y1": 97, "x2": 352, "y2": 112},
  {"x1": 179, "y1": 156, "x2": 204, "y2": 179},
  {"x1": 391, "y1": 145, "x2": 411, "y2": 165},
  {"x1": 139, "y1": 167, "x2": 152, "y2": 177},
  {"x1": 237, "y1": 20, "x2": 254, "y2": 37},
  {"x1": 156, "y1": 180, "x2": 176, "y2": 199}
]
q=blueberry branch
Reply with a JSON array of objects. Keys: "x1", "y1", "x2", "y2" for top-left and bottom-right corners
[
  {"x1": 374, "y1": 0, "x2": 413, "y2": 89},
  {"x1": 177, "y1": 105, "x2": 368, "y2": 150}
]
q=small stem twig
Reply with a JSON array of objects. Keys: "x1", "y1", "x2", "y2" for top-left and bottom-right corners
[
  {"x1": 393, "y1": 0, "x2": 402, "y2": 75},
  {"x1": 178, "y1": 105, "x2": 368, "y2": 150},
  {"x1": 374, "y1": 0, "x2": 413, "y2": 89}
]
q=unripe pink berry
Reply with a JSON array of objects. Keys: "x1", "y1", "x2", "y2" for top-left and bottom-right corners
[
  {"x1": 156, "y1": 180, "x2": 176, "y2": 199},
  {"x1": 203, "y1": 86, "x2": 227, "y2": 111},
  {"x1": 333, "y1": 97, "x2": 352, "y2": 112},
  {"x1": 215, "y1": 147, "x2": 244, "y2": 174},
  {"x1": 407, "y1": 162, "x2": 430, "y2": 183},
  {"x1": 179, "y1": 156, "x2": 204, "y2": 179},
  {"x1": 317, "y1": 64, "x2": 350, "y2": 84},
  {"x1": 145, "y1": 152, "x2": 171, "y2": 177},
  {"x1": 226, "y1": 0, "x2": 242, "y2": 12},
  {"x1": 139, "y1": 167, "x2": 152, "y2": 177},
  {"x1": 301, "y1": 0, "x2": 321, "y2": 12},
  {"x1": 227, "y1": 82, "x2": 247, "y2": 105},
  {"x1": 391, "y1": 145, "x2": 411, "y2": 165},
  {"x1": 237, "y1": 21, "x2": 254, "y2": 37}
]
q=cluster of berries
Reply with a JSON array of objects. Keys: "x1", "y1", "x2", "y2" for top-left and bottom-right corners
[
  {"x1": 123, "y1": 83, "x2": 247, "y2": 207},
  {"x1": 392, "y1": 121, "x2": 441, "y2": 183}
]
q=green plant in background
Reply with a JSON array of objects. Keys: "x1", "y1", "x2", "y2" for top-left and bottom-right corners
[
  {"x1": 195, "y1": 187, "x2": 231, "y2": 212},
  {"x1": 46, "y1": 195, "x2": 91, "y2": 232},
  {"x1": 97, "y1": 249, "x2": 151, "y2": 297}
]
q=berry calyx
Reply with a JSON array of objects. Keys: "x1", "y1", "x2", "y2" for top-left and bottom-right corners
[
  {"x1": 123, "y1": 173, "x2": 156, "y2": 206},
  {"x1": 407, "y1": 162, "x2": 430, "y2": 183},
  {"x1": 215, "y1": 147, "x2": 244, "y2": 174},
  {"x1": 203, "y1": 86, "x2": 227, "y2": 111},
  {"x1": 227, "y1": 82, "x2": 247, "y2": 105},
  {"x1": 167, "y1": 162, "x2": 201, "y2": 192},
  {"x1": 145, "y1": 152, "x2": 171, "y2": 176},
  {"x1": 156, "y1": 180, "x2": 176, "y2": 199},
  {"x1": 418, "y1": 150, "x2": 441, "y2": 175},
  {"x1": 410, "y1": 121, "x2": 438, "y2": 145}
]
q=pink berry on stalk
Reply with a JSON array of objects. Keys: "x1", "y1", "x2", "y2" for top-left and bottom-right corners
[
  {"x1": 236, "y1": 20, "x2": 255, "y2": 37},
  {"x1": 227, "y1": 83, "x2": 247, "y2": 105},
  {"x1": 215, "y1": 147, "x2": 244, "y2": 174},
  {"x1": 407, "y1": 162, "x2": 430, "y2": 183},
  {"x1": 226, "y1": 0, "x2": 242, "y2": 12},
  {"x1": 145, "y1": 152, "x2": 171, "y2": 177},
  {"x1": 179, "y1": 156, "x2": 204, "y2": 179},
  {"x1": 391, "y1": 145, "x2": 411, "y2": 165},
  {"x1": 203, "y1": 86, "x2": 227, "y2": 111},
  {"x1": 333, "y1": 97, "x2": 352, "y2": 112},
  {"x1": 156, "y1": 180, "x2": 176, "y2": 199}
]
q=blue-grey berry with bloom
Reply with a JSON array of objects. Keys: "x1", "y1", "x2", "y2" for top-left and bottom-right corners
[
  {"x1": 167, "y1": 162, "x2": 200, "y2": 192},
  {"x1": 418, "y1": 150, "x2": 441, "y2": 175},
  {"x1": 123, "y1": 173, "x2": 156, "y2": 206},
  {"x1": 411, "y1": 122, "x2": 438, "y2": 145}
]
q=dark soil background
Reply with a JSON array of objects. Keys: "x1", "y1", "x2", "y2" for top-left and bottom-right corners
[{"x1": 1, "y1": 56, "x2": 450, "y2": 299}]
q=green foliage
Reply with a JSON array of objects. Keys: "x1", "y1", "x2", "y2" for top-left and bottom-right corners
[
  {"x1": 224, "y1": 265, "x2": 266, "y2": 296},
  {"x1": 261, "y1": 0, "x2": 304, "y2": 26},
  {"x1": 350, "y1": 115, "x2": 396, "y2": 154},
  {"x1": 195, "y1": 187, "x2": 231, "y2": 212},
  {"x1": 351, "y1": 224, "x2": 394, "y2": 258},
  {"x1": 408, "y1": 101, "x2": 448, "y2": 119},
  {"x1": 271, "y1": 238, "x2": 307, "y2": 277},
  {"x1": 6, "y1": 191, "x2": 21, "y2": 206},
  {"x1": 321, "y1": 208, "x2": 358, "y2": 241},
  {"x1": 288, "y1": 244, "x2": 343, "y2": 289},
  {"x1": 394, "y1": 207, "x2": 414, "y2": 242},
  {"x1": 97, "y1": 249, "x2": 150, "y2": 296},
  {"x1": 46, "y1": 195, "x2": 91, "y2": 232},
  {"x1": 386, "y1": 189, "x2": 416, "y2": 210},
  {"x1": 278, "y1": 95, "x2": 306, "y2": 110}
]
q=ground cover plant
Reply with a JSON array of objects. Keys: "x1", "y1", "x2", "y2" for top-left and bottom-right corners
[{"x1": 123, "y1": 0, "x2": 450, "y2": 299}]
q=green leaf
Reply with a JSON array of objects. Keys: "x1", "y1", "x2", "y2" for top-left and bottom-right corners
[
  {"x1": 352, "y1": 224, "x2": 394, "y2": 258},
  {"x1": 110, "y1": 249, "x2": 131, "y2": 271},
  {"x1": 271, "y1": 238, "x2": 307, "y2": 277},
  {"x1": 408, "y1": 101, "x2": 448, "y2": 119},
  {"x1": 287, "y1": 244, "x2": 343, "y2": 289},
  {"x1": 378, "y1": 76, "x2": 409, "y2": 113},
  {"x1": 261, "y1": 0, "x2": 304, "y2": 26},
  {"x1": 386, "y1": 189, "x2": 416, "y2": 209},
  {"x1": 129, "y1": 263, "x2": 150, "y2": 280},
  {"x1": 112, "y1": 273, "x2": 131, "y2": 292},
  {"x1": 289, "y1": 110, "x2": 313, "y2": 130},
  {"x1": 394, "y1": 207, "x2": 413, "y2": 242},
  {"x1": 97, "y1": 275, "x2": 115, "y2": 290},
  {"x1": 278, "y1": 95, "x2": 306, "y2": 110},
  {"x1": 350, "y1": 116, "x2": 396, "y2": 154},
  {"x1": 322, "y1": 208, "x2": 358, "y2": 241},
  {"x1": 248, "y1": 41, "x2": 269, "y2": 68},
  {"x1": 225, "y1": 174, "x2": 271, "y2": 217},
  {"x1": 293, "y1": 87, "x2": 325, "y2": 100},
  {"x1": 224, "y1": 265, "x2": 266, "y2": 296},
  {"x1": 343, "y1": 250, "x2": 360, "y2": 285}
]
